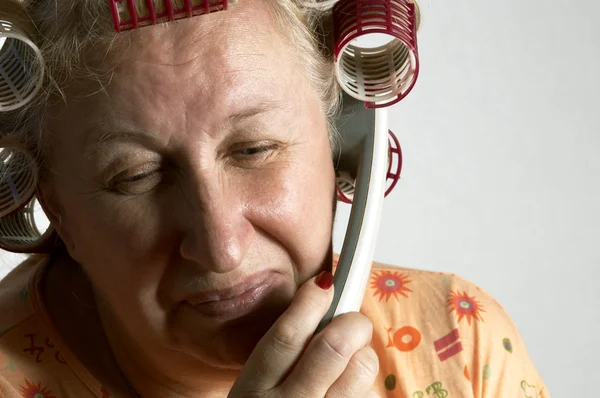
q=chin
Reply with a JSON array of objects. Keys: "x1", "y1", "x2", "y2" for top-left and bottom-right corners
[
  {"x1": 181, "y1": 295, "x2": 289, "y2": 370},
  {"x1": 214, "y1": 320, "x2": 274, "y2": 368}
]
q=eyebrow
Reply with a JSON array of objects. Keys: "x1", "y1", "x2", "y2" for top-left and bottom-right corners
[
  {"x1": 226, "y1": 102, "x2": 284, "y2": 127},
  {"x1": 83, "y1": 101, "x2": 284, "y2": 157}
]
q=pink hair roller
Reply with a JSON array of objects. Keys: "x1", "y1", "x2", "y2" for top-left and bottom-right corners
[
  {"x1": 110, "y1": 0, "x2": 235, "y2": 32},
  {"x1": 332, "y1": 0, "x2": 420, "y2": 108},
  {"x1": 336, "y1": 129, "x2": 402, "y2": 203}
]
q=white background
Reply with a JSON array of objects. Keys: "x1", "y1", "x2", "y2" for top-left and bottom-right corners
[{"x1": 2, "y1": 0, "x2": 598, "y2": 396}]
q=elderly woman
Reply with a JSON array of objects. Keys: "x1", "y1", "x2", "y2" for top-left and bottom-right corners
[{"x1": 0, "y1": 0, "x2": 548, "y2": 397}]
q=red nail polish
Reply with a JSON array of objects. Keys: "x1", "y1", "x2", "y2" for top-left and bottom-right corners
[{"x1": 315, "y1": 271, "x2": 333, "y2": 290}]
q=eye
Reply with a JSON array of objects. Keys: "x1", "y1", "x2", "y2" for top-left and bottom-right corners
[
  {"x1": 237, "y1": 146, "x2": 271, "y2": 156},
  {"x1": 230, "y1": 142, "x2": 278, "y2": 164},
  {"x1": 108, "y1": 164, "x2": 163, "y2": 195}
]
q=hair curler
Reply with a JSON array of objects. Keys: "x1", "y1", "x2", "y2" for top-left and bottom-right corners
[
  {"x1": 315, "y1": 0, "x2": 418, "y2": 333},
  {"x1": 110, "y1": 0, "x2": 235, "y2": 32},
  {"x1": 0, "y1": 1, "x2": 45, "y2": 112},
  {"x1": 332, "y1": 0, "x2": 419, "y2": 108},
  {"x1": 0, "y1": 195, "x2": 54, "y2": 253},
  {"x1": 0, "y1": 148, "x2": 37, "y2": 218},
  {"x1": 0, "y1": 1, "x2": 50, "y2": 252},
  {"x1": 0, "y1": 147, "x2": 54, "y2": 253}
]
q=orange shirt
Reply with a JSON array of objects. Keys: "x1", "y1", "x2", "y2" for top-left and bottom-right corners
[{"x1": 0, "y1": 255, "x2": 549, "y2": 397}]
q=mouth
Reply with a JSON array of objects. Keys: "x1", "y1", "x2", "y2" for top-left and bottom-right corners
[{"x1": 185, "y1": 271, "x2": 282, "y2": 320}]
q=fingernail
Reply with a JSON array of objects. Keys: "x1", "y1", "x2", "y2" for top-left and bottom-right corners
[{"x1": 315, "y1": 271, "x2": 333, "y2": 290}]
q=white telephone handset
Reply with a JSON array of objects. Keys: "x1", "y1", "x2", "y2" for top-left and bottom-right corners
[{"x1": 316, "y1": 92, "x2": 390, "y2": 332}]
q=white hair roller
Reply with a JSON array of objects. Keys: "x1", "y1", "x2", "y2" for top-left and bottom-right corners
[
  {"x1": 0, "y1": 147, "x2": 37, "y2": 217},
  {"x1": 0, "y1": 148, "x2": 54, "y2": 253},
  {"x1": 332, "y1": 0, "x2": 419, "y2": 108},
  {"x1": 0, "y1": 18, "x2": 45, "y2": 112},
  {"x1": 0, "y1": 195, "x2": 54, "y2": 253}
]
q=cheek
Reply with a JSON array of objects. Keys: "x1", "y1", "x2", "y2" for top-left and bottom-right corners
[
  {"x1": 56, "y1": 178, "x2": 174, "y2": 297},
  {"x1": 64, "y1": 192, "x2": 163, "y2": 251},
  {"x1": 48, "y1": 136, "x2": 168, "y2": 261},
  {"x1": 246, "y1": 146, "x2": 336, "y2": 275}
]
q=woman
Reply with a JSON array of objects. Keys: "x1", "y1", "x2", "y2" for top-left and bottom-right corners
[{"x1": 0, "y1": 0, "x2": 548, "y2": 396}]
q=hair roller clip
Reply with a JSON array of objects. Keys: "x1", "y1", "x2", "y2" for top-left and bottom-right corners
[
  {"x1": 0, "y1": 148, "x2": 37, "y2": 217},
  {"x1": 0, "y1": 17, "x2": 45, "y2": 112},
  {"x1": 110, "y1": 0, "x2": 237, "y2": 33},
  {"x1": 332, "y1": 0, "x2": 419, "y2": 108}
]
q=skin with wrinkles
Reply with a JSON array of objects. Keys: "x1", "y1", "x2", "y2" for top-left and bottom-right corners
[{"x1": 39, "y1": 1, "x2": 337, "y2": 396}]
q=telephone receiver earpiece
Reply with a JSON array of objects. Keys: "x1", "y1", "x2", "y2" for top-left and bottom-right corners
[{"x1": 315, "y1": 91, "x2": 390, "y2": 333}]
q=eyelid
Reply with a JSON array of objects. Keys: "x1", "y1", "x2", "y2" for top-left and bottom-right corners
[
  {"x1": 113, "y1": 162, "x2": 161, "y2": 178},
  {"x1": 232, "y1": 142, "x2": 278, "y2": 158},
  {"x1": 107, "y1": 162, "x2": 162, "y2": 189},
  {"x1": 108, "y1": 168, "x2": 164, "y2": 195},
  {"x1": 229, "y1": 140, "x2": 275, "y2": 151}
]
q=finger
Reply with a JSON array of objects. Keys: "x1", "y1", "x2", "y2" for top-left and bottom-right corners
[
  {"x1": 229, "y1": 271, "x2": 334, "y2": 395},
  {"x1": 278, "y1": 312, "x2": 373, "y2": 397},
  {"x1": 326, "y1": 346, "x2": 380, "y2": 398}
]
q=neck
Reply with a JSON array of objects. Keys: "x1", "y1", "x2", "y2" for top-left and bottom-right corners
[
  {"x1": 99, "y1": 310, "x2": 240, "y2": 397},
  {"x1": 43, "y1": 250, "x2": 239, "y2": 397},
  {"x1": 42, "y1": 250, "x2": 134, "y2": 396}
]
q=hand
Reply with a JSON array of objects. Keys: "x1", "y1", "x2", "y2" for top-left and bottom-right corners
[{"x1": 228, "y1": 271, "x2": 379, "y2": 398}]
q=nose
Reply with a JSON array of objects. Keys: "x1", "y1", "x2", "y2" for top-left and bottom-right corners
[{"x1": 178, "y1": 178, "x2": 254, "y2": 274}]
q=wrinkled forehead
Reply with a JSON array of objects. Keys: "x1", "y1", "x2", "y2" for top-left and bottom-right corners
[
  {"x1": 105, "y1": 0, "x2": 291, "y2": 112},
  {"x1": 47, "y1": 0, "x2": 306, "y2": 149},
  {"x1": 116, "y1": 0, "x2": 281, "y2": 67}
]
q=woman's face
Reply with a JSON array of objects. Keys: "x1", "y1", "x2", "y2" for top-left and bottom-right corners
[{"x1": 43, "y1": 1, "x2": 336, "y2": 370}]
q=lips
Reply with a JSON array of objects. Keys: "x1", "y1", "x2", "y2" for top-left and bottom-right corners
[{"x1": 184, "y1": 271, "x2": 281, "y2": 320}]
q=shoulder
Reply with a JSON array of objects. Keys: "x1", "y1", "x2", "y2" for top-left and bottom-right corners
[
  {"x1": 362, "y1": 261, "x2": 549, "y2": 397},
  {"x1": 0, "y1": 255, "x2": 48, "y2": 336},
  {"x1": 361, "y1": 260, "x2": 498, "y2": 331},
  {"x1": 0, "y1": 255, "x2": 107, "y2": 397},
  {"x1": 0, "y1": 255, "x2": 62, "y2": 396}
]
